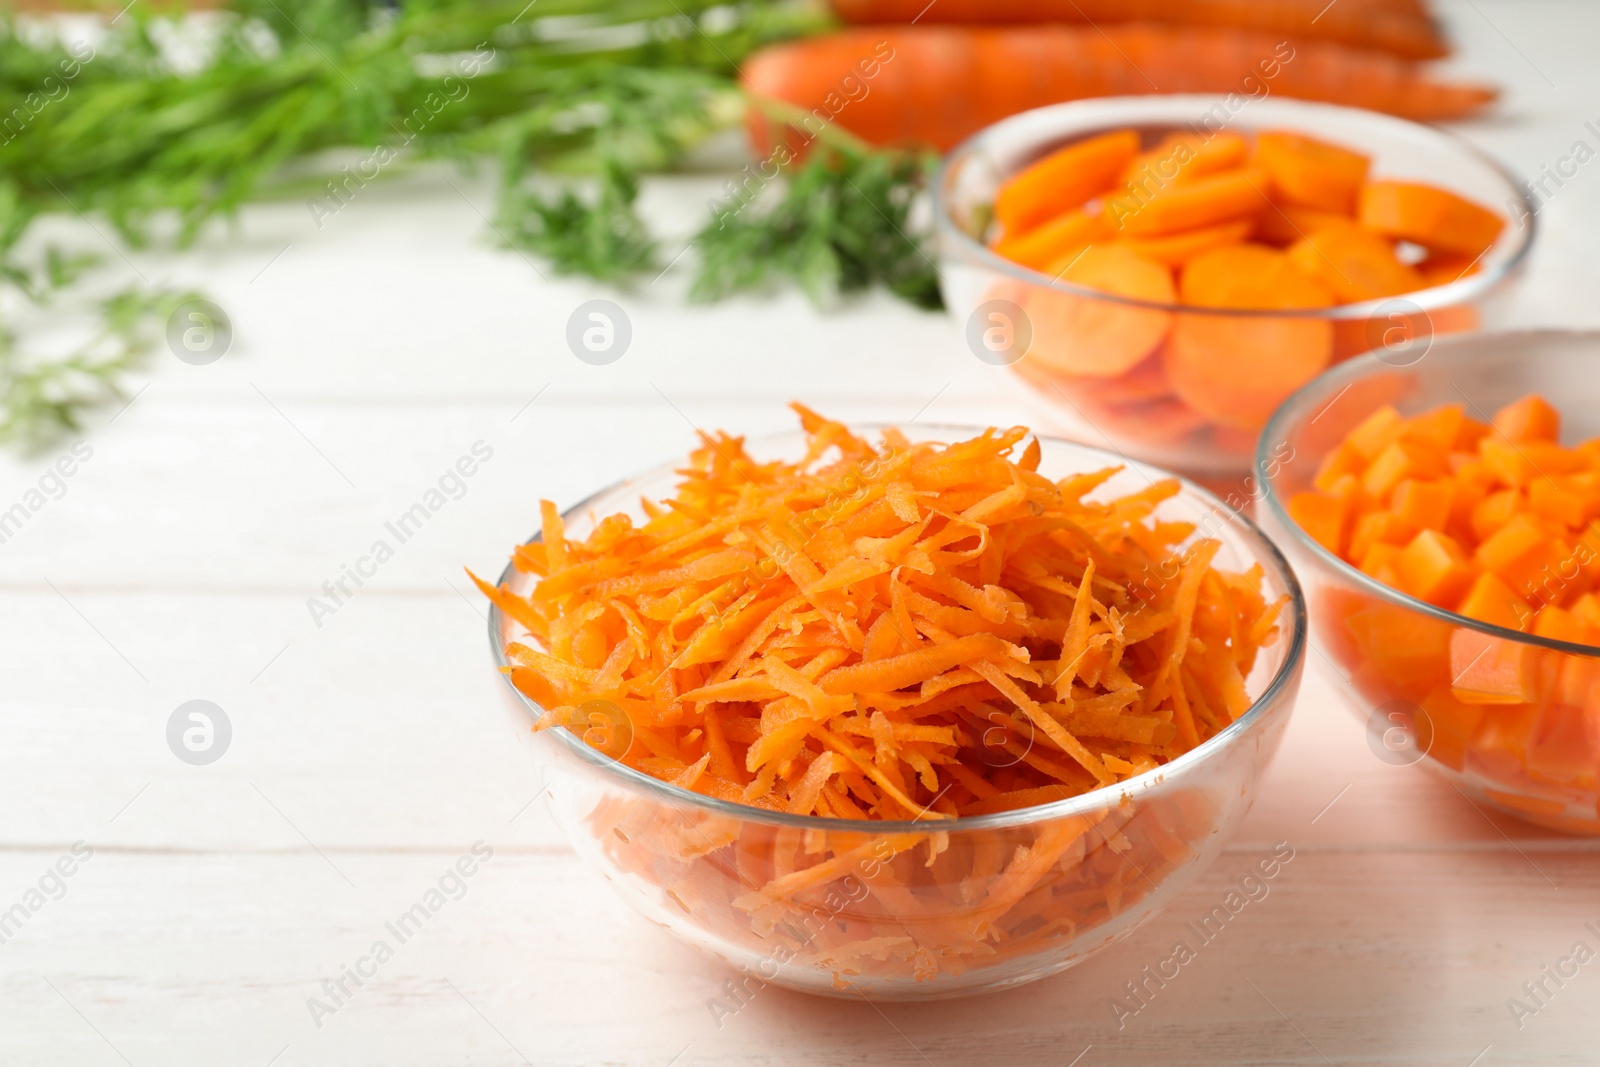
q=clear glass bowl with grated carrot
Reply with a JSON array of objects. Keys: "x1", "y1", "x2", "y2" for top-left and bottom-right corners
[
  {"x1": 477, "y1": 407, "x2": 1307, "y2": 998},
  {"x1": 936, "y1": 95, "x2": 1534, "y2": 477},
  {"x1": 1259, "y1": 330, "x2": 1600, "y2": 836}
]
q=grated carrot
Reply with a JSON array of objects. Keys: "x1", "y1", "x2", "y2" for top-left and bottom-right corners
[
  {"x1": 478, "y1": 407, "x2": 1288, "y2": 986},
  {"x1": 480, "y1": 406, "x2": 1284, "y2": 819}
]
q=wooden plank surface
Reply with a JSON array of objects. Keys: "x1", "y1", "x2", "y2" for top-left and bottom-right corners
[{"x1": 4, "y1": 2, "x2": 1600, "y2": 1063}]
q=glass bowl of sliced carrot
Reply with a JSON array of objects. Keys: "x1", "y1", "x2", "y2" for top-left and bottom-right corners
[
  {"x1": 1258, "y1": 329, "x2": 1600, "y2": 835},
  {"x1": 478, "y1": 408, "x2": 1307, "y2": 998},
  {"x1": 936, "y1": 95, "x2": 1534, "y2": 476}
]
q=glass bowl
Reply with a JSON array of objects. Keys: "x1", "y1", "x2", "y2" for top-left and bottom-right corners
[
  {"x1": 486, "y1": 426, "x2": 1308, "y2": 999},
  {"x1": 1257, "y1": 329, "x2": 1600, "y2": 835},
  {"x1": 935, "y1": 95, "x2": 1535, "y2": 477}
]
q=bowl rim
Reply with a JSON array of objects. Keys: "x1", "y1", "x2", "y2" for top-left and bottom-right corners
[
  {"x1": 486, "y1": 422, "x2": 1309, "y2": 832},
  {"x1": 1256, "y1": 327, "x2": 1600, "y2": 662},
  {"x1": 932, "y1": 94, "x2": 1536, "y2": 319}
]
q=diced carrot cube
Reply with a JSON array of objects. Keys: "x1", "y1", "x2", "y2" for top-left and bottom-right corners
[
  {"x1": 1476, "y1": 514, "x2": 1569, "y2": 597},
  {"x1": 1287, "y1": 490, "x2": 1349, "y2": 556},
  {"x1": 1351, "y1": 511, "x2": 1415, "y2": 562},
  {"x1": 1346, "y1": 405, "x2": 1405, "y2": 459},
  {"x1": 1397, "y1": 528, "x2": 1474, "y2": 605},
  {"x1": 1527, "y1": 442, "x2": 1589, "y2": 473},
  {"x1": 1346, "y1": 602, "x2": 1452, "y2": 690},
  {"x1": 1325, "y1": 472, "x2": 1362, "y2": 503},
  {"x1": 1470, "y1": 489, "x2": 1521, "y2": 542},
  {"x1": 1574, "y1": 592, "x2": 1600, "y2": 626},
  {"x1": 1314, "y1": 440, "x2": 1366, "y2": 491},
  {"x1": 1456, "y1": 571, "x2": 1530, "y2": 631},
  {"x1": 1526, "y1": 701, "x2": 1599, "y2": 788},
  {"x1": 1479, "y1": 438, "x2": 1537, "y2": 487},
  {"x1": 1456, "y1": 418, "x2": 1491, "y2": 453},
  {"x1": 1402, "y1": 404, "x2": 1466, "y2": 452},
  {"x1": 1469, "y1": 705, "x2": 1540, "y2": 783},
  {"x1": 1450, "y1": 628, "x2": 1537, "y2": 704},
  {"x1": 1416, "y1": 690, "x2": 1486, "y2": 771},
  {"x1": 1578, "y1": 523, "x2": 1600, "y2": 584},
  {"x1": 1359, "y1": 542, "x2": 1403, "y2": 578},
  {"x1": 1391, "y1": 479, "x2": 1454, "y2": 531},
  {"x1": 1362, "y1": 440, "x2": 1445, "y2": 500},
  {"x1": 1491, "y1": 394, "x2": 1561, "y2": 444},
  {"x1": 1447, "y1": 453, "x2": 1493, "y2": 484},
  {"x1": 1446, "y1": 479, "x2": 1488, "y2": 539},
  {"x1": 1529, "y1": 477, "x2": 1590, "y2": 528},
  {"x1": 1532, "y1": 605, "x2": 1585, "y2": 643}
]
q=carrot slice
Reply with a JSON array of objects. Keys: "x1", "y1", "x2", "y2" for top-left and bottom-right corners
[
  {"x1": 1163, "y1": 244, "x2": 1335, "y2": 428},
  {"x1": 1108, "y1": 166, "x2": 1272, "y2": 237},
  {"x1": 992, "y1": 209, "x2": 1111, "y2": 272},
  {"x1": 1416, "y1": 251, "x2": 1483, "y2": 287},
  {"x1": 1114, "y1": 218, "x2": 1252, "y2": 267},
  {"x1": 1254, "y1": 130, "x2": 1370, "y2": 214},
  {"x1": 994, "y1": 129, "x2": 1140, "y2": 236},
  {"x1": 1120, "y1": 132, "x2": 1250, "y2": 190},
  {"x1": 1287, "y1": 223, "x2": 1424, "y2": 302},
  {"x1": 1358, "y1": 180, "x2": 1506, "y2": 257},
  {"x1": 1253, "y1": 200, "x2": 1357, "y2": 246},
  {"x1": 1014, "y1": 244, "x2": 1175, "y2": 378}
]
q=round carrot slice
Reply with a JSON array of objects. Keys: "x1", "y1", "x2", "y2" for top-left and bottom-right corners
[
  {"x1": 1255, "y1": 130, "x2": 1370, "y2": 214},
  {"x1": 1358, "y1": 180, "x2": 1505, "y2": 257},
  {"x1": 1017, "y1": 244, "x2": 1175, "y2": 378},
  {"x1": 1287, "y1": 222, "x2": 1423, "y2": 302},
  {"x1": 1165, "y1": 244, "x2": 1336, "y2": 429},
  {"x1": 994, "y1": 129, "x2": 1140, "y2": 236}
]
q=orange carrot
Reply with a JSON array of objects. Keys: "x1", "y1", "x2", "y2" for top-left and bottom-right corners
[
  {"x1": 1255, "y1": 130, "x2": 1371, "y2": 213},
  {"x1": 1108, "y1": 166, "x2": 1272, "y2": 236},
  {"x1": 1287, "y1": 223, "x2": 1423, "y2": 302},
  {"x1": 991, "y1": 209, "x2": 1111, "y2": 271},
  {"x1": 1252, "y1": 200, "x2": 1356, "y2": 246},
  {"x1": 1358, "y1": 180, "x2": 1507, "y2": 257},
  {"x1": 1490, "y1": 394, "x2": 1560, "y2": 444},
  {"x1": 1164, "y1": 244, "x2": 1335, "y2": 428},
  {"x1": 741, "y1": 27, "x2": 1496, "y2": 156},
  {"x1": 1416, "y1": 251, "x2": 1483, "y2": 287},
  {"x1": 1115, "y1": 219, "x2": 1254, "y2": 267},
  {"x1": 1010, "y1": 244, "x2": 1175, "y2": 377},
  {"x1": 1121, "y1": 132, "x2": 1250, "y2": 190},
  {"x1": 1293, "y1": 395, "x2": 1600, "y2": 830},
  {"x1": 484, "y1": 404, "x2": 1285, "y2": 822},
  {"x1": 995, "y1": 129, "x2": 1139, "y2": 235},
  {"x1": 827, "y1": 0, "x2": 1452, "y2": 60},
  {"x1": 1290, "y1": 394, "x2": 1600, "y2": 637}
]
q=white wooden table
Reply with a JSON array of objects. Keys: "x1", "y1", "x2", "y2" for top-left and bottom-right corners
[{"x1": 4, "y1": 3, "x2": 1599, "y2": 1063}]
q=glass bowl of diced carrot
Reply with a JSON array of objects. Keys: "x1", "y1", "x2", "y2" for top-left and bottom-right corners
[
  {"x1": 479, "y1": 409, "x2": 1307, "y2": 999},
  {"x1": 1258, "y1": 329, "x2": 1600, "y2": 835},
  {"x1": 935, "y1": 95, "x2": 1534, "y2": 476}
]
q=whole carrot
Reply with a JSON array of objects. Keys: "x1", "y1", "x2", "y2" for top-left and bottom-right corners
[
  {"x1": 830, "y1": 0, "x2": 1449, "y2": 60},
  {"x1": 741, "y1": 26, "x2": 1495, "y2": 155}
]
